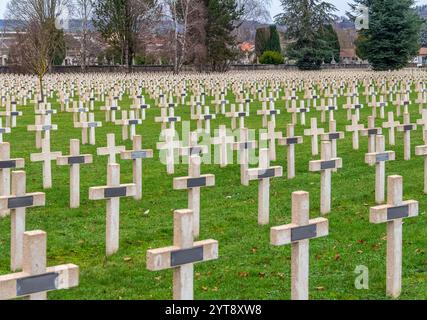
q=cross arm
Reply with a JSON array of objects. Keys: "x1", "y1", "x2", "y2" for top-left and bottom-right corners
[
  {"x1": 0, "y1": 127, "x2": 11, "y2": 134},
  {"x1": 360, "y1": 128, "x2": 382, "y2": 136},
  {"x1": 232, "y1": 141, "x2": 257, "y2": 151},
  {"x1": 0, "y1": 158, "x2": 25, "y2": 169},
  {"x1": 89, "y1": 183, "x2": 137, "y2": 200},
  {"x1": 30, "y1": 152, "x2": 62, "y2": 162},
  {"x1": 96, "y1": 146, "x2": 126, "y2": 156},
  {"x1": 304, "y1": 128, "x2": 324, "y2": 136},
  {"x1": 146, "y1": 239, "x2": 218, "y2": 271},
  {"x1": 57, "y1": 154, "x2": 93, "y2": 166},
  {"x1": 121, "y1": 149, "x2": 154, "y2": 160},
  {"x1": 0, "y1": 264, "x2": 79, "y2": 300},
  {"x1": 179, "y1": 146, "x2": 209, "y2": 157},
  {"x1": 156, "y1": 141, "x2": 181, "y2": 150},
  {"x1": 320, "y1": 132, "x2": 344, "y2": 141},
  {"x1": 260, "y1": 132, "x2": 283, "y2": 141},
  {"x1": 270, "y1": 218, "x2": 328, "y2": 246},
  {"x1": 0, "y1": 192, "x2": 45, "y2": 210},
  {"x1": 382, "y1": 121, "x2": 400, "y2": 128},
  {"x1": 27, "y1": 124, "x2": 58, "y2": 132},
  {"x1": 74, "y1": 121, "x2": 102, "y2": 129},
  {"x1": 173, "y1": 174, "x2": 215, "y2": 190},
  {"x1": 345, "y1": 124, "x2": 365, "y2": 132},
  {"x1": 278, "y1": 136, "x2": 303, "y2": 146},
  {"x1": 309, "y1": 158, "x2": 342, "y2": 171},
  {"x1": 370, "y1": 200, "x2": 418, "y2": 223},
  {"x1": 415, "y1": 145, "x2": 427, "y2": 156},
  {"x1": 397, "y1": 124, "x2": 417, "y2": 132},
  {"x1": 365, "y1": 151, "x2": 395, "y2": 165},
  {"x1": 247, "y1": 166, "x2": 283, "y2": 181}
]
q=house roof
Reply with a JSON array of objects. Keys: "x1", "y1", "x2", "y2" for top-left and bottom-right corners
[
  {"x1": 340, "y1": 49, "x2": 357, "y2": 58},
  {"x1": 419, "y1": 48, "x2": 427, "y2": 56}
]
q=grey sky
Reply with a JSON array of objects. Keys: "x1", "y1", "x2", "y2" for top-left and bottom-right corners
[
  {"x1": 270, "y1": 0, "x2": 427, "y2": 18},
  {"x1": 1, "y1": 0, "x2": 427, "y2": 19}
]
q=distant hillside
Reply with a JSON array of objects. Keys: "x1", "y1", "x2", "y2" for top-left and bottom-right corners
[{"x1": 416, "y1": 5, "x2": 427, "y2": 20}]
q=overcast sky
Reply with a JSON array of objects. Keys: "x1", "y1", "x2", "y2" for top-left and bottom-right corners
[{"x1": 1, "y1": 0, "x2": 427, "y2": 19}]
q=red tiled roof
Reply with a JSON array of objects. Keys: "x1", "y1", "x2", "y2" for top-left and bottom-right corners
[
  {"x1": 419, "y1": 48, "x2": 427, "y2": 56},
  {"x1": 340, "y1": 49, "x2": 357, "y2": 58}
]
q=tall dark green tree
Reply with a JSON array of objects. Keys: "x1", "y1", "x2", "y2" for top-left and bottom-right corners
[
  {"x1": 255, "y1": 27, "x2": 271, "y2": 57},
  {"x1": 319, "y1": 24, "x2": 340, "y2": 63},
  {"x1": 93, "y1": 0, "x2": 159, "y2": 68},
  {"x1": 349, "y1": 0, "x2": 422, "y2": 70},
  {"x1": 265, "y1": 25, "x2": 282, "y2": 53},
  {"x1": 275, "y1": 0, "x2": 337, "y2": 70},
  {"x1": 204, "y1": 0, "x2": 243, "y2": 72}
]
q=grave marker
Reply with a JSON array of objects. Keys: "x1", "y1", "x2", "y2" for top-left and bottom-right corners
[
  {"x1": 57, "y1": 139, "x2": 93, "y2": 208},
  {"x1": 278, "y1": 124, "x2": 303, "y2": 179},
  {"x1": 0, "y1": 171, "x2": 45, "y2": 271},
  {"x1": 30, "y1": 138, "x2": 62, "y2": 189},
  {"x1": 97, "y1": 133, "x2": 126, "y2": 164},
  {"x1": 121, "y1": 135, "x2": 153, "y2": 200},
  {"x1": 247, "y1": 149, "x2": 283, "y2": 225},
  {"x1": 309, "y1": 141, "x2": 342, "y2": 214},
  {"x1": 270, "y1": 191, "x2": 328, "y2": 300},
  {"x1": 0, "y1": 230, "x2": 79, "y2": 300},
  {"x1": 89, "y1": 163, "x2": 136, "y2": 255},
  {"x1": 365, "y1": 135, "x2": 396, "y2": 204},
  {"x1": 146, "y1": 209, "x2": 218, "y2": 300},
  {"x1": 370, "y1": 176, "x2": 418, "y2": 298}
]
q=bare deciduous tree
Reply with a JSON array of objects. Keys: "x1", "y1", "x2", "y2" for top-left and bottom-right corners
[
  {"x1": 73, "y1": 0, "x2": 93, "y2": 70},
  {"x1": 7, "y1": 0, "x2": 69, "y2": 94}
]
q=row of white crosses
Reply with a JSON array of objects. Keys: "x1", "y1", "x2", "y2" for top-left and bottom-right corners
[
  {"x1": 147, "y1": 132, "x2": 218, "y2": 299},
  {"x1": 90, "y1": 133, "x2": 153, "y2": 255}
]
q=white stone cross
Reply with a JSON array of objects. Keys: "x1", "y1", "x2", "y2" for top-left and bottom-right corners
[
  {"x1": 370, "y1": 175, "x2": 418, "y2": 298},
  {"x1": 0, "y1": 118, "x2": 11, "y2": 142},
  {"x1": 260, "y1": 121, "x2": 283, "y2": 161},
  {"x1": 27, "y1": 113, "x2": 58, "y2": 148},
  {"x1": 397, "y1": 112, "x2": 417, "y2": 160},
  {"x1": 30, "y1": 138, "x2": 62, "y2": 189},
  {"x1": 246, "y1": 149, "x2": 283, "y2": 225},
  {"x1": 74, "y1": 112, "x2": 102, "y2": 145},
  {"x1": 270, "y1": 191, "x2": 328, "y2": 300},
  {"x1": 146, "y1": 209, "x2": 218, "y2": 300},
  {"x1": 157, "y1": 128, "x2": 181, "y2": 175},
  {"x1": 89, "y1": 163, "x2": 136, "y2": 256},
  {"x1": 278, "y1": 124, "x2": 303, "y2": 179},
  {"x1": 361, "y1": 116, "x2": 382, "y2": 153},
  {"x1": 225, "y1": 104, "x2": 248, "y2": 130},
  {"x1": 415, "y1": 129, "x2": 427, "y2": 194},
  {"x1": 56, "y1": 139, "x2": 93, "y2": 208},
  {"x1": 173, "y1": 140, "x2": 215, "y2": 238},
  {"x1": 232, "y1": 127, "x2": 257, "y2": 185},
  {"x1": 365, "y1": 135, "x2": 396, "y2": 204},
  {"x1": 0, "y1": 230, "x2": 79, "y2": 300},
  {"x1": 345, "y1": 114, "x2": 365, "y2": 150},
  {"x1": 309, "y1": 141, "x2": 342, "y2": 214},
  {"x1": 382, "y1": 112, "x2": 400, "y2": 146},
  {"x1": 121, "y1": 135, "x2": 153, "y2": 200},
  {"x1": 417, "y1": 109, "x2": 427, "y2": 131},
  {"x1": 320, "y1": 120, "x2": 344, "y2": 171},
  {"x1": 97, "y1": 133, "x2": 126, "y2": 164},
  {"x1": 0, "y1": 142, "x2": 25, "y2": 218},
  {"x1": 0, "y1": 171, "x2": 45, "y2": 271},
  {"x1": 212, "y1": 125, "x2": 234, "y2": 168},
  {"x1": 304, "y1": 118, "x2": 324, "y2": 156}
]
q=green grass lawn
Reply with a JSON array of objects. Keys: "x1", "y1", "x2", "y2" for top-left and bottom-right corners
[{"x1": 0, "y1": 75, "x2": 426, "y2": 300}]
